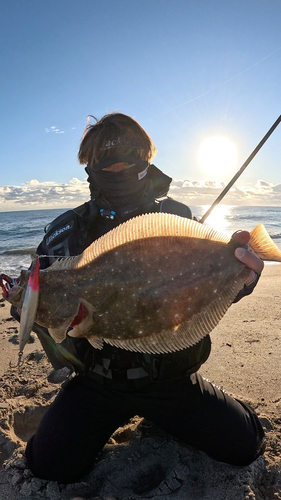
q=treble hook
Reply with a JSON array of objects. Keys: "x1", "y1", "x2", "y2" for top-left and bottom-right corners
[
  {"x1": 17, "y1": 351, "x2": 24, "y2": 367},
  {"x1": 0, "y1": 273, "x2": 20, "y2": 297}
]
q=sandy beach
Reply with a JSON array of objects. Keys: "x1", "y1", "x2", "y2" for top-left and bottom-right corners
[{"x1": 0, "y1": 264, "x2": 280, "y2": 499}]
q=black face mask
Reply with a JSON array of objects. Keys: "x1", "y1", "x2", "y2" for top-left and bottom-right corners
[
  {"x1": 86, "y1": 157, "x2": 172, "y2": 221},
  {"x1": 90, "y1": 163, "x2": 153, "y2": 216}
]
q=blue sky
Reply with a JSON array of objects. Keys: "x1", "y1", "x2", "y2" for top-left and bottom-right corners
[{"x1": 0, "y1": 0, "x2": 281, "y2": 210}]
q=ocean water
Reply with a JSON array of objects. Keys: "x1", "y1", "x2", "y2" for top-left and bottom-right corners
[
  {"x1": 0, "y1": 208, "x2": 66, "y2": 277},
  {"x1": 0, "y1": 205, "x2": 281, "y2": 277}
]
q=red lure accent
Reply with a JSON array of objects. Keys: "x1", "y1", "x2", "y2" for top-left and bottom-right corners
[{"x1": 29, "y1": 258, "x2": 40, "y2": 292}]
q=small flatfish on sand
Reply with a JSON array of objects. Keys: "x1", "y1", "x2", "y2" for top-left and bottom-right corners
[{"x1": 6, "y1": 213, "x2": 281, "y2": 355}]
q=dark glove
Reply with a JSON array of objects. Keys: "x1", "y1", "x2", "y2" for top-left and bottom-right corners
[{"x1": 233, "y1": 272, "x2": 261, "y2": 303}]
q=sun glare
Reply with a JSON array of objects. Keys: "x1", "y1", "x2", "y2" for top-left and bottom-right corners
[
  {"x1": 198, "y1": 135, "x2": 238, "y2": 177},
  {"x1": 201, "y1": 205, "x2": 233, "y2": 233}
]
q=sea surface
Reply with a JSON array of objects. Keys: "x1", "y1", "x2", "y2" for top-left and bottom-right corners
[{"x1": 0, "y1": 205, "x2": 281, "y2": 277}]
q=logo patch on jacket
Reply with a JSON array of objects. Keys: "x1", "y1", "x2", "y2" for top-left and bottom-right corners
[{"x1": 46, "y1": 221, "x2": 74, "y2": 245}]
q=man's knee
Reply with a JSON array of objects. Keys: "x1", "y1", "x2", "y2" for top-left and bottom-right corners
[
  {"x1": 25, "y1": 435, "x2": 94, "y2": 483},
  {"x1": 210, "y1": 398, "x2": 265, "y2": 466},
  {"x1": 230, "y1": 399, "x2": 266, "y2": 466}
]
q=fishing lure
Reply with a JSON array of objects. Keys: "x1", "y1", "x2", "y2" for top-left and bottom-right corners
[{"x1": 18, "y1": 257, "x2": 40, "y2": 363}]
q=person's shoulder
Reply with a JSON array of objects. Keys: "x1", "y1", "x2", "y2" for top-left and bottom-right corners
[
  {"x1": 44, "y1": 200, "x2": 98, "y2": 237},
  {"x1": 158, "y1": 198, "x2": 192, "y2": 219},
  {"x1": 72, "y1": 199, "x2": 98, "y2": 221},
  {"x1": 37, "y1": 200, "x2": 99, "y2": 264}
]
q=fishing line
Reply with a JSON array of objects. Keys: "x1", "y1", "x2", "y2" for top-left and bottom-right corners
[
  {"x1": 151, "y1": 46, "x2": 281, "y2": 118},
  {"x1": 39, "y1": 255, "x2": 70, "y2": 259}
]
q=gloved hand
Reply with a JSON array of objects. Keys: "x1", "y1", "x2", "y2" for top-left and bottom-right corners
[
  {"x1": 232, "y1": 230, "x2": 264, "y2": 282},
  {"x1": 232, "y1": 230, "x2": 264, "y2": 302}
]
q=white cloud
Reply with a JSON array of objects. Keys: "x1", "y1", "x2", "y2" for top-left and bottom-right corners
[
  {"x1": 25, "y1": 179, "x2": 39, "y2": 186},
  {"x1": 0, "y1": 177, "x2": 280, "y2": 212},
  {"x1": 45, "y1": 126, "x2": 65, "y2": 134},
  {"x1": 0, "y1": 178, "x2": 90, "y2": 211},
  {"x1": 169, "y1": 179, "x2": 281, "y2": 206},
  {"x1": 257, "y1": 179, "x2": 273, "y2": 188}
]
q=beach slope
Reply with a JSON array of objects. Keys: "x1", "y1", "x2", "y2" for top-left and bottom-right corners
[{"x1": 0, "y1": 265, "x2": 280, "y2": 499}]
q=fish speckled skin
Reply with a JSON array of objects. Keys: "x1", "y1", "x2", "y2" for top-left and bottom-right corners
[{"x1": 6, "y1": 213, "x2": 281, "y2": 354}]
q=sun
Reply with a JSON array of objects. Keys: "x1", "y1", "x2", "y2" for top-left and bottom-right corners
[{"x1": 198, "y1": 135, "x2": 238, "y2": 177}]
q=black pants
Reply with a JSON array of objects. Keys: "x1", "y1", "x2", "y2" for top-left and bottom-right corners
[{"x1": 25, "y1": 373, "x2": 265, "y2": 484}]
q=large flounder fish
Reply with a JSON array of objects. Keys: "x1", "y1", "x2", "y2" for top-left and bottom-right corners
[{"x1": 7, "y1": 213, "x2": 281, "y2": 355}]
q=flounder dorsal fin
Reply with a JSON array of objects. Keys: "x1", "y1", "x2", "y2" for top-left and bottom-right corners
[
  {"x1": 250, "y1": 224, "x2": 281, "y2": 262},
  {"x1": 48, "y1": 213, "x2": 230, "y2": 271}
]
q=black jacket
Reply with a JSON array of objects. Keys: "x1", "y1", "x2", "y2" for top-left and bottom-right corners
[
  {"x1": 33, "y1": 198, "x2": 212, "y2": 380},
  {"x1": 22, "y1": 197, "x2": 259, "y2": 381}
]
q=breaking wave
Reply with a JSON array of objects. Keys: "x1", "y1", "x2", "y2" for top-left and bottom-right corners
[
  {"x1": 270, "y1": 232, "x2": 281, "y2": 240},
  {"x1": 2, "y1": 248, "x2": 36, "y2": 256}
]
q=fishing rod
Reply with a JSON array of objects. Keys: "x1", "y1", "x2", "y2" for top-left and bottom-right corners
[{"x1": 199, "y1": 114, "x2": 281, "y2": 224}]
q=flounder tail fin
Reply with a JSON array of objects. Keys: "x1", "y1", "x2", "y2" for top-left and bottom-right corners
[{"x1": 250, "y1": 224, "x2": 281, "y2": 262}]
